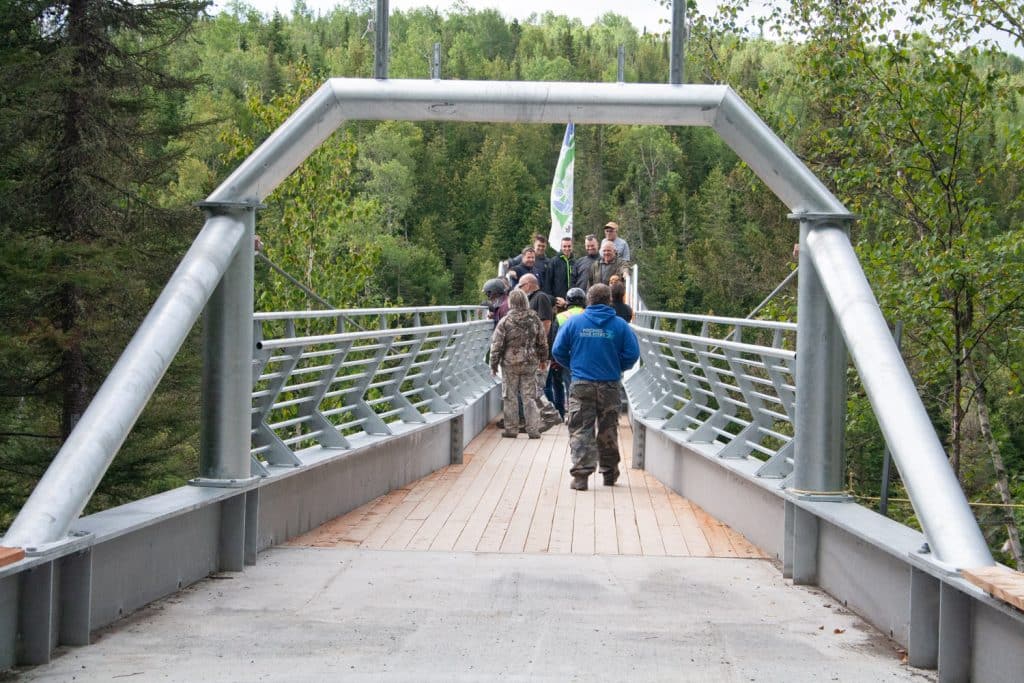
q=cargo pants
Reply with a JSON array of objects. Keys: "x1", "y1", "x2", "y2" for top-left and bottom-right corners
[
  {"x1": 502, "y1": 365, "x2": 540, "y2": 435},
  {"x1": 565, "y1": 379, "x2": 622, "y2": 478}
]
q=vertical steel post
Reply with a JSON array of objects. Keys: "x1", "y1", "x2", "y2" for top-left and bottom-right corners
[
  {"x1": 432, "y1": 42, "x2": 441, "y2": 79},
  {"x1": 669, "y1": 0, "x2": 686, "y2": 84},
  {"x1": 792, "y1": 214, "x2": 850, "y2": 497},
  {"x1": 374, "y1": 0, "x2": 389, "y2": 80},
  {"x1": 617, "y1": 45, "x2": 625, "y2": 83},
  {"x1": 879, "y1": 320, "x2": 903, "y2": 516},
  {"x1": 198, "y1": 203, "x2": 256, "y2": 483}
]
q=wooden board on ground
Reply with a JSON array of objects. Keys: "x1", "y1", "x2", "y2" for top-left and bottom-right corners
[
  {"x1": 962, "y1": 566, "x2": 1024, "y2": 613},
  {"x1": 283, "y1": 419, "x2": 767, "y2": 560}
]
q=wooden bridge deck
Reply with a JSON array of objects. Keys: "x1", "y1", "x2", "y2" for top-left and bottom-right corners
[{"x1": 288, "y1": 417, "x2": 766, "y2": 558}]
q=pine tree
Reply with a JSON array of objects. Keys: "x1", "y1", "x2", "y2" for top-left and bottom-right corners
[{"x1": 0, "y1": 0, "x2": 211, "y2": 528}]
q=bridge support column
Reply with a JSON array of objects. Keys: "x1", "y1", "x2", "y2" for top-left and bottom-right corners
[
  {"x1": 783, "y1": 501, "x2": 819, "y2": 584},
  {"x1": 938, "y1": 584, "x2": 971, "y2": 683},
  {"x1": 450, "y1": 414, "x2": 464, "y2": 465},
  {"x1": 909, "y1": 566, "x2": 939, "y2": 669},
  {"x1": 791, "y1": 213, "x2": 851, "y2": 498},
  {"x1": 196, "y1": 202, "x2": 257, "y2": 484},
  {"x1": 18, "y1": 561, "x2": 56, "y2": 665},
  {"x1": 631, "y1": 419, "x2": 646, "y2": 470}
]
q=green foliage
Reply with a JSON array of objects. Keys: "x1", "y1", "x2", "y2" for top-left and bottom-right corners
[
  {"x1": 0, "y1": 0, "x2": 210, "y2": 530},
  {"x1": 2, "y1": 0, "x2": 1022, "y2": 561}
]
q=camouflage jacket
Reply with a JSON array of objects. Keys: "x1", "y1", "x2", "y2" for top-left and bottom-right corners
[{"x1": 490, "y1": 307, "x2": 547, "y2": 372}]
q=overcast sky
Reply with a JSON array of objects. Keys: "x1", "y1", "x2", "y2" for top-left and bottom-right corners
[
  {"x1": 216, "y1": 0, "x2": 1021, "y2": 56},
  {"x1": 219, "y1": 0, "x2": 719, "y2": 35}
]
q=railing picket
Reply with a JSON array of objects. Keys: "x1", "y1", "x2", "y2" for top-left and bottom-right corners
[
  {"x1": 250, "y1": 306, "x2": 492, "y2": 458},
  {"x1": 632, "y1": 311, "x2": 797, "y2": 477}
]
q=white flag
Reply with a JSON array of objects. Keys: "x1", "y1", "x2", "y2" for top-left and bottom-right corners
[{"x1": 549, "y1": 123, "x2": 575, "y2": 248}]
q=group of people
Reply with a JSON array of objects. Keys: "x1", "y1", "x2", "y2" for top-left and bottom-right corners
[
  {"x1": 506, "y1": 222, "x2": 632, "y2": 314},
  {"x1": 486, "y1": 222, "x2": 640, "y2": 492}
]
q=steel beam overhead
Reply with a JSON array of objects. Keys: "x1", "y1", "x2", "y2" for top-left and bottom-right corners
[{"x1": 208, "y1": 80, "x2": 845, "y2": 216}]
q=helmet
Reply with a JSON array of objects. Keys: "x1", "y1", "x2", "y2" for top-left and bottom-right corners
[
  {"x1": 565, "y1": 287, "x2": 586, "y2": 307},
  {"x1": 482, "y1": 278, "x2": 508, "y2": 298}
]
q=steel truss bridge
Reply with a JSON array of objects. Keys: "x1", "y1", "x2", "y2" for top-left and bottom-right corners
[{"x1": 2, "y1": 79, "x2": 1022, "y2": 682}]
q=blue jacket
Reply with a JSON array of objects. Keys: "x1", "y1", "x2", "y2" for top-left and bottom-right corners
[{"x1": 551, "y1": 304, "x2": 640, "y2": 382}]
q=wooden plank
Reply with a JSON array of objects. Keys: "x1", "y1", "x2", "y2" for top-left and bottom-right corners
[
  {"x1": 285, "y1": 497, "x2": 375, "y2": 547},
  {"x1": 593, "y1": 477, "x2": 618, "y2": 555},
  {"x1": 724, "y1": 526, "x2": 767, "y2": 559},
  {"x1": 612, "y1": 475, "x2": 643, "y2": 555},
  {"x1": 476, "y1": 434, "x2": 541, "y2": 552},
  {"x1": 406, "y1": 431, "x2": 496, "y2": 551},
  {"x1": 429, "y1": 431, "x2": 514, "y2": 551},
  {"x1": 647, "y1": 478, "x2": 690, "y2": 556},
  {"x1": 689, "y1": 501, "x2": 738, "y2": 557},
  {"x1": 571, "y1": 474, "x2": 596, "y2": 555},
  {"x1": 346, "y1": 488, "x2": 410, "y2": 546},
  {"x1": 962, "y1": 566, "x2": 1024, "y2": 612},
  {"x1": 452, "y1": 434, "x2": 525, "y2": 552},
  {"x1": 524, "y1": 432, "x2": 569, "y2": 553},
  {"x1": 626, "y1": 467, "x2": 665, "y2": 556},
  {"x1": 282, "y1": 419, "x2": 768, "y2": 562},
  {"x1": 501, "y1": 435, "x2": 557, "y2": 553},
  {"x1": 367, "y1": 471, "x2": 444, "y2": 549},
  {"x1": 669, "y1": 497, "x2": 713, "y2": 557},
  {"x1": 0, "y1": 546, "x2": 25, "y2": 568},
  {"x1": 547, "y1": 444, "x2": 580, "y2": 554},
  {"x1": 441, "y1": 434, "x2": 517, "y2": 551}
]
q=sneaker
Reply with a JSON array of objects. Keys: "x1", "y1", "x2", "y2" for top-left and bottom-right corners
[
  {"x1": 570, "y1": 475, "x2": 588, "y2": 491},
  {"x1": 602, "y1": 471, "x2": 620, "y2": 486},
  {"x1": 527, "y1": 433, "x2": 541, "y2": 439},
  {"x1": 501, "y1": 430, "x2": 518, "y2": 438}
]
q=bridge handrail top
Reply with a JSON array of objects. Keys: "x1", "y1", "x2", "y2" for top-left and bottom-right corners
[
  {"x1": 631, "y1": 324, "x2": 796, "y2": 360},
  {"x1": 256, "y1": 319, "x2": 491, "y2": 350},
  {"x1": 255, "y1": 305, "x2": 486, "y2": 321},
  {"x1": 638, "y1": 310, "x2": 798, "y2": 331}
]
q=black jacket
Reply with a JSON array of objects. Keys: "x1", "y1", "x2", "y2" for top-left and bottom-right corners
[{"x1": 544, "y1": 253, "x2": 573, "y2": 301}]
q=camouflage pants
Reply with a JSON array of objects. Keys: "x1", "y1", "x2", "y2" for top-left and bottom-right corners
[
  {"x1": 534, "y1": 368, "x2": 562, "y2": 424},
  {"x1": 501, "y1": 365, "x2": 540, "y2": 435},
  {"x1": 566, "y1": 380, "x2": 622, "y2": 477}
]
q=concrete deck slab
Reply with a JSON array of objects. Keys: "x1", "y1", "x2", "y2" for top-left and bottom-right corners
[{"x1": 20, "y1": 547, "x2": 931, "y2": 682}]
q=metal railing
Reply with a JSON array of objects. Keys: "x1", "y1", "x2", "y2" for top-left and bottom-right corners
[
  {"x1": 249, "y1": 306, "x2": 494, "y2": 473},
  {"x1": 626, "y1": 311, "x2": 797, "y2": 479}
]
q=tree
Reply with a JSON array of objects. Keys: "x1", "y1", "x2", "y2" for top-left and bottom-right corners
[
  {"x1": 221, "y1": 63, "x2": 377, "y2": 314},
  {"x1": 356, "y1": 121, "x2": 424, "y2": 237},
  {"x1": 0, "y1": 0, "x2": 211, "y2": 528},
  {"x1": 732, "y1": 0, "x2": 1024, "y2": 559}
]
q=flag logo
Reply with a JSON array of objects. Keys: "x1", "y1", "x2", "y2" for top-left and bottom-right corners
[{"x1": 549, "y1": 122, "x2": 575, "y2": 247}]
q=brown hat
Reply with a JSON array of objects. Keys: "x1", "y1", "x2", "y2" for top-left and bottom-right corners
[{"x1": 603, "y1": 221, "x2": 619, "y2": 231}]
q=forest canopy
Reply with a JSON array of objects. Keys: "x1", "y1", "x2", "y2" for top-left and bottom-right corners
[{"x1": 1, "y1": 0, "x2": 1022, "y2": 564}]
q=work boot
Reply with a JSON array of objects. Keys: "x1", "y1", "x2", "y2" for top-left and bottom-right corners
[
  {"x1": 501, "y1": 430, "x2": 518, "y2": 438},
  {"x1": 527, "y1": 432, "x2": 541, "y2": 439},
  {"x1": 540, "y1": 414, "x2": 562, "y2": 433},
  {"x1": 497, "y1": 418, "x2": 505, "y2": 429},
  {"x1": 570, "y1": 475, "x2": 588, "y2": 491},
  {"x1": 602, "y1": 470, "x2": 620, "y2": 486}
]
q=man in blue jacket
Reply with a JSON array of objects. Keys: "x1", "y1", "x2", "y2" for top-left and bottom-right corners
[{"x1": 552, "y1": 283, "x2": 640, "y2": 491}]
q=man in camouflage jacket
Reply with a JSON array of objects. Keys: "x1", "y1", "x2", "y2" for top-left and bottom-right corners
[{"x1": 490, "y1": 289, "x2": 548, "y2": 438}]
